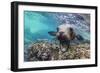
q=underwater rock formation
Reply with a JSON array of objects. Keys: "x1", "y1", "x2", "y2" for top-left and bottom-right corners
[{"x1": 24, "y1": 39, "x2": 90, "y2": 61}]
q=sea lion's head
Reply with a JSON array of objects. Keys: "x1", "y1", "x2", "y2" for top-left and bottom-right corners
[{"x1": 48, "y1": 24, "x2": 76, "y2": 41}]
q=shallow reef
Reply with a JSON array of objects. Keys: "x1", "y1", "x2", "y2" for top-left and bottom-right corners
[{"x1": 24, "y1": 40, "x2": 90, "y2": 62}]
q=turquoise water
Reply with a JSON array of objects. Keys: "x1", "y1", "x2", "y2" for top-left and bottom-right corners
[{"x1": 24, "y1": 11, "x2": 90, "y2": 45}]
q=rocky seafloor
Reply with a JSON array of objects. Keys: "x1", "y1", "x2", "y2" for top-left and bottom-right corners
[{"x1": 24, "y1": 40, "x2": 90, "y2": 61}]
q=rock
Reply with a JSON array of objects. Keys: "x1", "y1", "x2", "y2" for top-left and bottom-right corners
[{"x1": 24, "y1": 39, "x2": 90, "y2": 61}]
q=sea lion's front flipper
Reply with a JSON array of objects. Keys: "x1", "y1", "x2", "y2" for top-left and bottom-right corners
[
  {"x1": 48, "y1": 31, "x2": 57, "y2": 36},
  {"x1": 76, "y1": 34, "x2": 84, "y2": 41}
]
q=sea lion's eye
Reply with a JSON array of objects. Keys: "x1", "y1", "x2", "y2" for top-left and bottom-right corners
[{"x1": 69, "y1": 27, "x2": 73, "y2": 31}]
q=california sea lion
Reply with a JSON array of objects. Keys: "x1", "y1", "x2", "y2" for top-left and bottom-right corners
[{"x1": 48, "y1": 24, "x2": 76, "y2": 51}]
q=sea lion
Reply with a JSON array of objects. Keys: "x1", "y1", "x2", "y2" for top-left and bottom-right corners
[{"x1": 48, "y1": 24, "x2": 76, "y2": 51}]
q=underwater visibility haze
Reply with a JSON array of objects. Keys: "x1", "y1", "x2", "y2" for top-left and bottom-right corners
[{"x1": 24, "y1": 11, "x2": 90, "y2": 61}]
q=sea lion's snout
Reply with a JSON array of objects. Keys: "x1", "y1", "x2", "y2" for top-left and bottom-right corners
[{"x1": 58, "y1": 32, "x2": 64, "y2": 36}]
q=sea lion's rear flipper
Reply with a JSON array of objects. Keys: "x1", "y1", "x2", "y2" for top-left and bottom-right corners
[{"x1": 48, "y1": 31, "x2": 57, "y2": 36}]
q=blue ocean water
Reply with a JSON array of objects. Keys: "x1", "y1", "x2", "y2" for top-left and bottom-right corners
[{"x1": 24, "y1": 11, "x2": 90, "y2": 45}]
